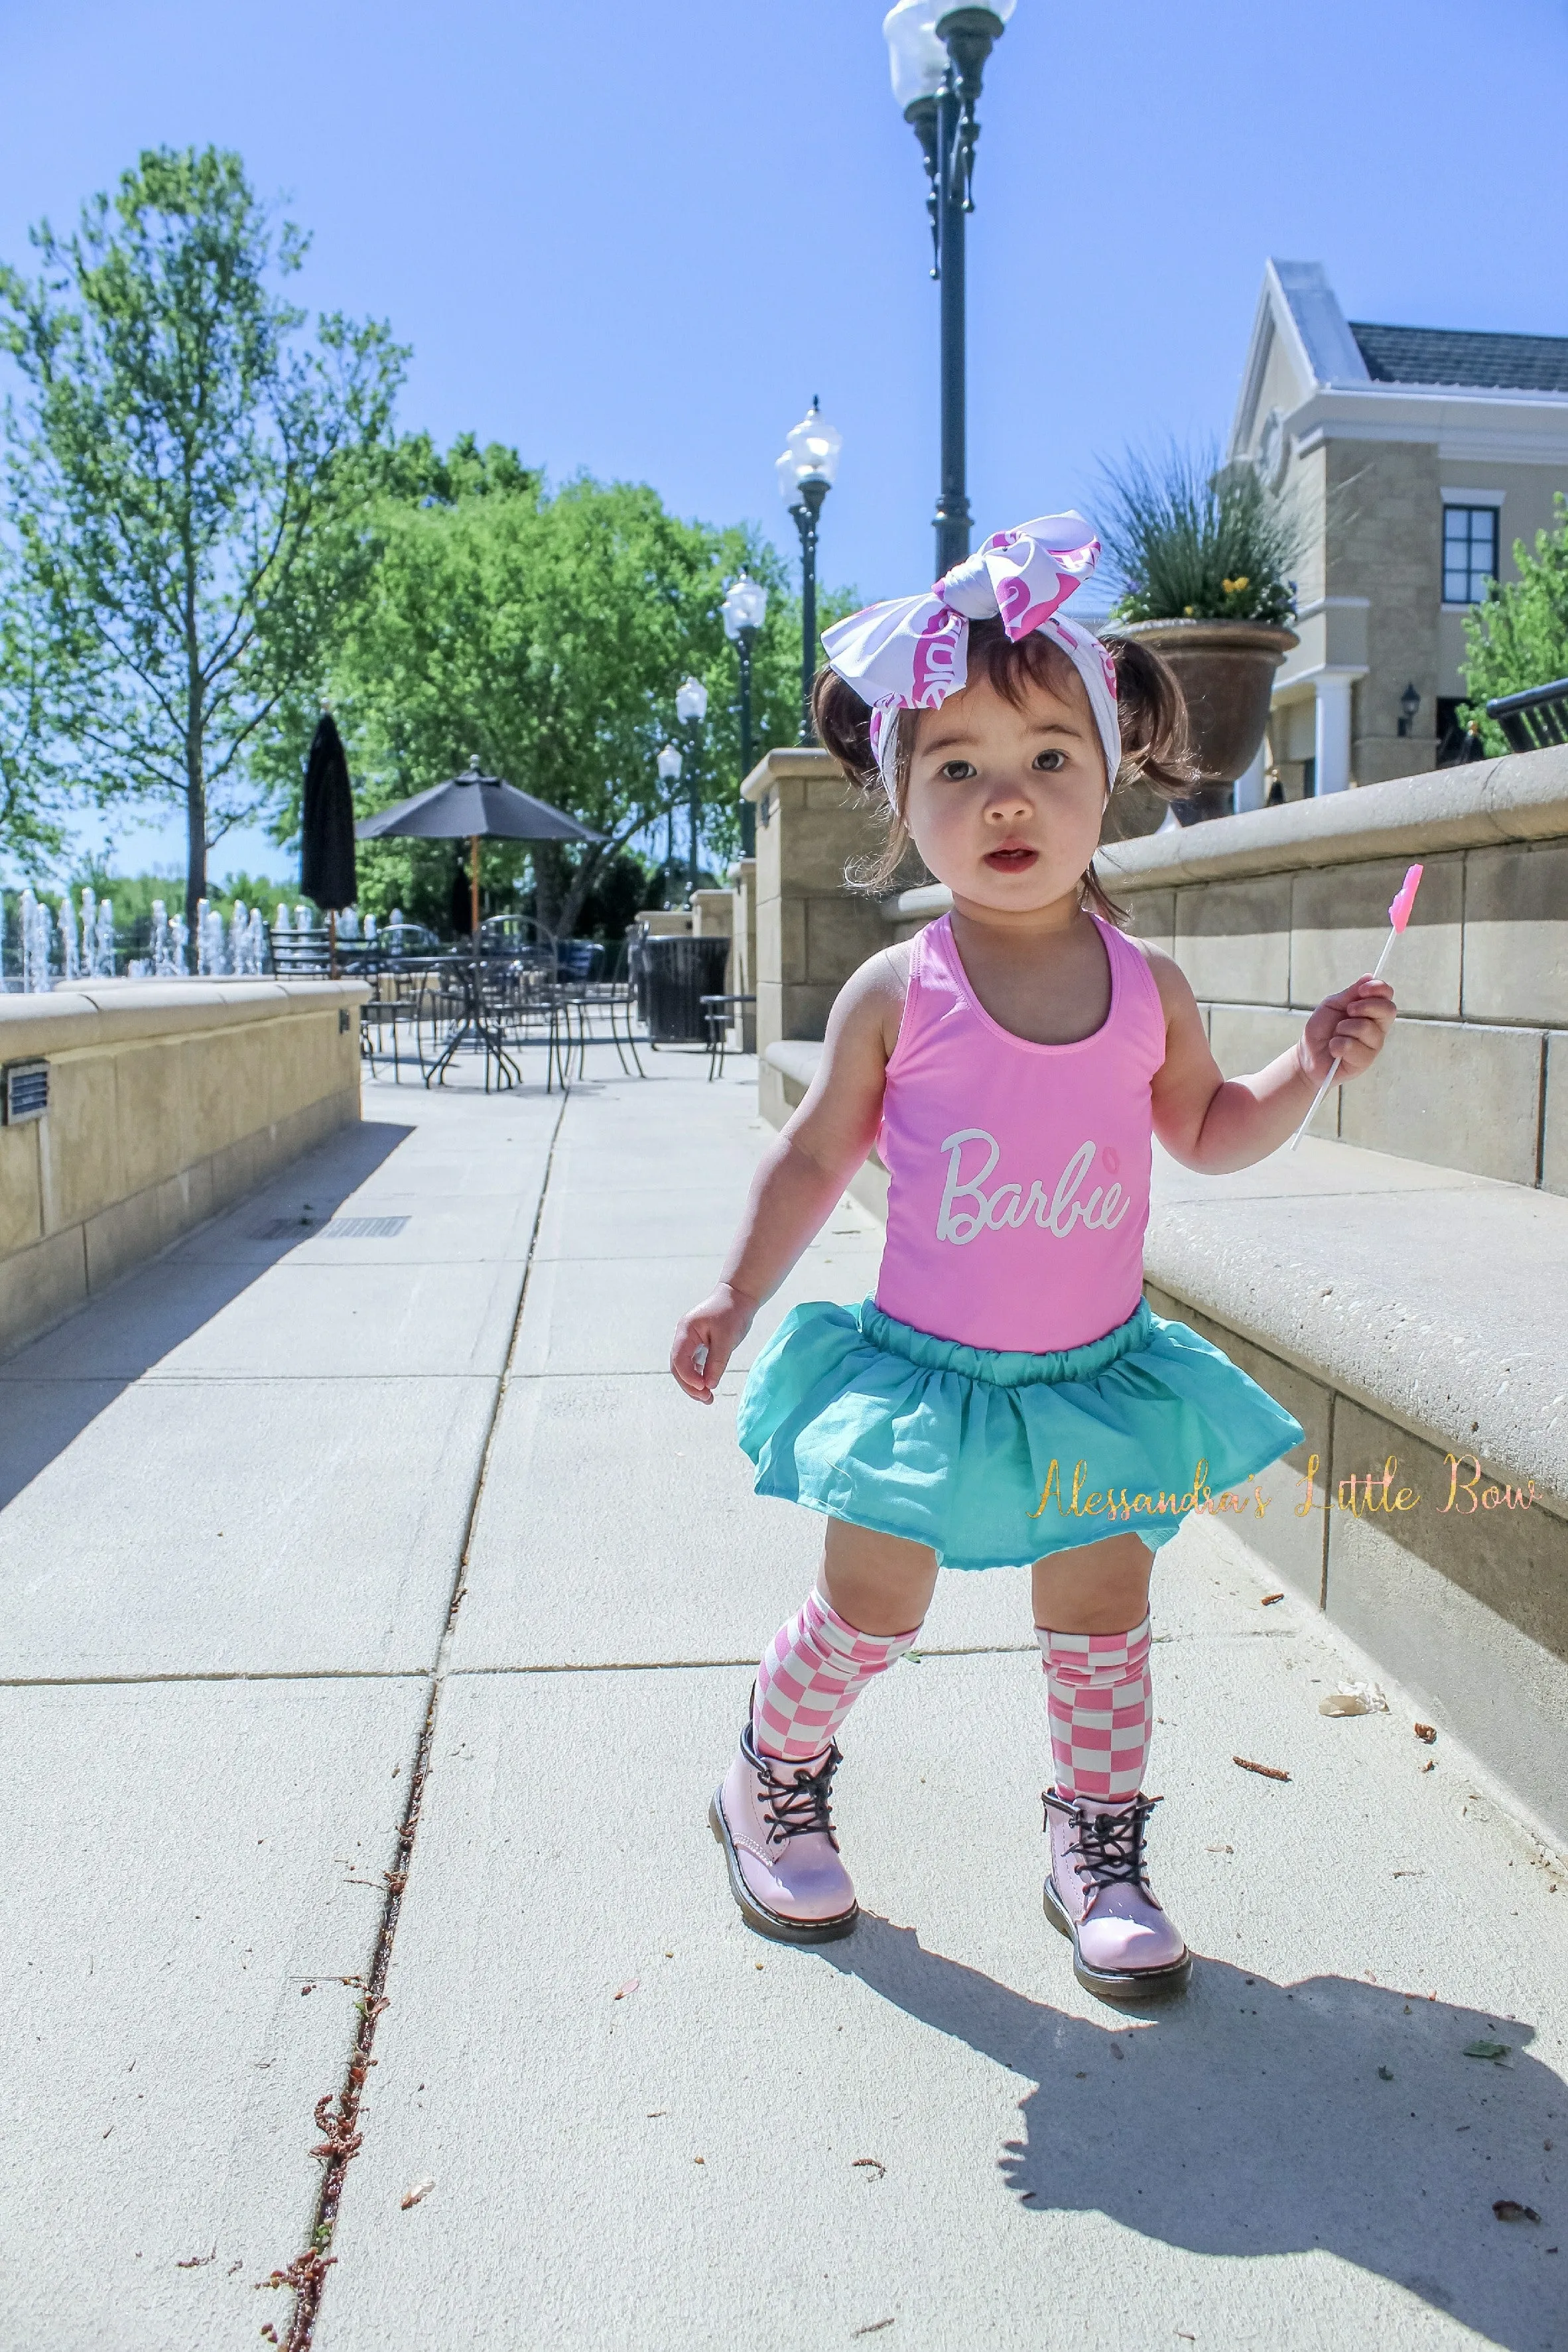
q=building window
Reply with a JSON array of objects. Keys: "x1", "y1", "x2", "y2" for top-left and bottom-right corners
[{"x1": 1443, "y1": 505, "x2": 1498, "y2": 604}]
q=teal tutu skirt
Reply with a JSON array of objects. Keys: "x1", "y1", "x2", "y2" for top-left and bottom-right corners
[{"x1": 737, "y1": 1295, "x2": 1305, "y2": 1571}]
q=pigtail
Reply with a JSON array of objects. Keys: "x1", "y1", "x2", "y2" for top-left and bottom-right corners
[
  {"x1": 813, "y1": 665, "x2": 923, "y2": 893},
  {"x1": 1102, "y1": 635, "x2": 1197, "y2": 800}
]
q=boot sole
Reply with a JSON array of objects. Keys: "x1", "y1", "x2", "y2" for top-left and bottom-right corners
[
  {"x1": 1044, "y1": 1873, "x2": 1193, "y2": 2003},
  {"x1": 708, "y1": 1794, "x2": 858, "y2": 1946}
]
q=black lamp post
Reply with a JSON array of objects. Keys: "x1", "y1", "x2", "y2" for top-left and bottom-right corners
[
  {"x1": 656, "y1": 740, "x2": 683, "y2": 906},
  {"x1": 776, "y1": 401, "x2": 843, "y2": 744},
  {"x1": 675, "y1": 675, "x2": 708, "y2": 896},
  {"x1": 722, "y1": 572, "x2": 769, "y2": 856},
  {"x1": 884, "y1": 1, "x2": 1017, "y2": 576}
]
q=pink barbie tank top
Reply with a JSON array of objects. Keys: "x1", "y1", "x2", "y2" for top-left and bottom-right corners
[{"x1": 874, "y1": 913, "x2": 1166, "y2": 1354}]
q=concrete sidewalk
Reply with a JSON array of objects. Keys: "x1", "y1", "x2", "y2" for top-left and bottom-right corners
[{"x1": 1, "y1": 1058, "x2": 1564, "y2": 2351}]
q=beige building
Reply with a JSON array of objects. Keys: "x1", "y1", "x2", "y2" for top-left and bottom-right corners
[{"x1": 1226, "y1": 259, "x2": 1568, "y2": 804}]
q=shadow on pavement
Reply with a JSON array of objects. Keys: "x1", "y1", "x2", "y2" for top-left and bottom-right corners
[
  {"x1": 0, "y1": 1118, "x2": 413, "y2": 1513},
  {"x1": 822, "y1": 1915, "x2": 1565, "y2": 2350}
]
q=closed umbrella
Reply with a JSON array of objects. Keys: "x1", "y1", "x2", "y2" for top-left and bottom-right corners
[{"x1": 300, "y1": 711, "x2": 358, "y2": 972}]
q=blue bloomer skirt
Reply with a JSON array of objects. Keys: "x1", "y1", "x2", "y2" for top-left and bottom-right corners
[{"x1": 737, "y1": 1295, "x2": 1305, "y2": 1572}]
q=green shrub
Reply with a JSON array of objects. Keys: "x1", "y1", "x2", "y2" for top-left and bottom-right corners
[
  {"x1": 1460, "y1": 494, "x2": 1568, "y2": 750},
  {"x1": 1096, "y1": 444, "x2": 1299, "y2": 627}
]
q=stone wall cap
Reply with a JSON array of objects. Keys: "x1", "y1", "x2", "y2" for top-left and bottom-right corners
[
  {"x1": 1098, "y1": 745, "x2": 1568, "y2": 889},
  {"x1": 0, "y1": 976, "x2": 367, "y2": 1056},
  {"x1": 741, "y1": 745, "x2": 845, "y2": 803},
  {"x1": 881, "y1": 883, "x2": 952, "y2": 923},
  {"x1": 763, "y1": 1039, "x2": 824, "y2": 1088}
]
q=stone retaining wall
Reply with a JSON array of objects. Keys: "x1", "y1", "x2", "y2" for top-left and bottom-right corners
[{"x1": 0, "y1": 978, "x2": 366, "y2": 1358}]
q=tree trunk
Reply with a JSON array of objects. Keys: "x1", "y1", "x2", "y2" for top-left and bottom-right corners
[
  {"x1": 184, "y1": 757, "x2": 207, "y2": 932},
  {"x1": 184, "y1": 593, "x2": 206, "y2": 931},
  {"x1": 555, "y1": 844, "x2": 608, "y2": 941},
  {"x1": 532, "y1": 840, "x2": 566, "y2": 936}
]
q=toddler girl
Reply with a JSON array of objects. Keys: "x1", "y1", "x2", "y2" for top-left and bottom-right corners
[{"x1": 670, "y1": 515, "x2": 1394, "y2": 2001}]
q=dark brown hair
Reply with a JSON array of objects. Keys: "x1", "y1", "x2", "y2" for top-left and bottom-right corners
[{"x1": 813, "y1": 616, "x2": 1197, "y2": 920}]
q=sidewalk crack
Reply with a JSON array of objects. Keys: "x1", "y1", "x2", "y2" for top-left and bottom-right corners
[{"x1": 272, "y1": 1088, "x2": 568, "y2": 2351}]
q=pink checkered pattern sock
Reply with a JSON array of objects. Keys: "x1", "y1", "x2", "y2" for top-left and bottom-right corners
[
  {"x1": 1036, "y1": 1615, "x2": 1153, "y2": 1803},
  {"x1": 752, "y1": 1587, "x2": 922, "y2": 1762}
]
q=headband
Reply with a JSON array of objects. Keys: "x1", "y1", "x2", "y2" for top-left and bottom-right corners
[{"x1": 819, "y1": 513, "x2": 1120, "y2": 807}]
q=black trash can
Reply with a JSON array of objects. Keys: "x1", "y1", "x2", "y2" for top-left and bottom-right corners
[{"x1": 643, "y1": 934, "x2": 731, "y2": 1043}]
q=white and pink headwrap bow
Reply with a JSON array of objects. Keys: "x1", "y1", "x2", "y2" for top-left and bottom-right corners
[{"x1": 819, "y1": 513, "x2": 1120, "y2": 807}]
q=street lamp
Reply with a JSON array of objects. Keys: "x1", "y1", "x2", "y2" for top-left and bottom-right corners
[
  {"x1": 675, "y1": 675, "x2": 708, "y2": 897},
  {"x1": 883, "y1": 0, "x2": 1017, "y2": 576},
  {"x1": 776, "y1": 399, "x2": 842, "y2": 744},
  {"x1": 722, "y1": 572, "x2": 769, "y2": 856},
  {"x1": 656, "y1": 740, "x2": 683, "y2": 906}
]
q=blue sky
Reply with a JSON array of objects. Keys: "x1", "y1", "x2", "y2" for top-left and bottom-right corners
[{"x1": 5, "y1": 0, "x2": 1568, "y2": 881}]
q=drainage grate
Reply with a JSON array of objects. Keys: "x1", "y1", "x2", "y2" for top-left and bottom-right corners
[{"x1": 255, "y1": 1214, "x2": 410, "y2": 1241}]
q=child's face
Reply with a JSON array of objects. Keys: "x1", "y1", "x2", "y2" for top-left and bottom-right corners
[{"x1": 903, "y1": 667, "x2": 1107, "y2": 915}]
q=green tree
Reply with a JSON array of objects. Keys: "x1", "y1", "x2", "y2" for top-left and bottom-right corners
[
  {"x1": 0, "y1": 145, "x2": 405, "y2": 923},
  {"x1": 273, "y1": 448, "x2": 850, "y2": 936},
  {"x1": 0, "y1": 550, "x2": 66, "y2": 869},
  {"x1": 1461, "y1": 494, "x2": 1568, "y2": 747}
]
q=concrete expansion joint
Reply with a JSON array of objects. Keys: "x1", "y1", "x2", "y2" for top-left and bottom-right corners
[{"x1": 266, "y1": 1093, "x2": 568, "y2": 2352}]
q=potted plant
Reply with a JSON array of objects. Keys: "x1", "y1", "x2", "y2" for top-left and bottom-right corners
[{"x1": 1096, "y1": 444, "x2": 1300, "y2": 828}]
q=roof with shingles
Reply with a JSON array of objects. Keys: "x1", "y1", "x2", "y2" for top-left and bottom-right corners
[{"x1": 1348, "y1": 321, "x2": 1568, "y2": 393}]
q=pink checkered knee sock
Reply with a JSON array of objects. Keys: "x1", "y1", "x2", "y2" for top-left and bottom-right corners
[
  {"x1": 752, "y1": 1587, "x2": 922, "y2": 1762},
  {"x1": 1036, "y1": 1614, "x2": 1153, "y2": 1803}
]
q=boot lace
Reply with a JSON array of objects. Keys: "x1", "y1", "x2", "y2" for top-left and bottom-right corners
[
  {"x1": 1043, "y1": 1790, "x2": 1161, "y2": 1903},
  {"x1": 757, "y1": 1744, "x2": 842, "y2": 1851}
]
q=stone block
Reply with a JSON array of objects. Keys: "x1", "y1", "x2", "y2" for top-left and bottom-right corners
[
  {"x1": 83, "y1": 1183, "x2": 166, "y2": 1296},
  {"x1": 34, "y1": 1051, "x2": 125, "y2": 1232},
  {"x1": 111, "y1": 1037, "x2": 189, "y2": 1195},
  {"x1": 757, "y1": 1055, "x2": 792, "y2": 1131},
  {"x1": 755, "y1": 977, "x2": 784, "y2": 1061},
  {"x1": 1289, "y1": 853, "x2": 1461, "y2": 1017},
  {"x1": 1337, "y1": 1015, "x2": 1541, "y2": 1184},
  {"x1": 1543, "y1": 1031, "x2": 1568, "y2": 1197},
  {"x1": 1143, "y1": 1284, "x2": 1331, "y2": 1605},
  {"x1": 1120, "y1": 887, "x2": 1175, "y2": 957},
  {"x1": 805, "y1": 892, "x2": 884, "y2": 988},
  {"x1": 0, "y1": 1123, "x2": 42, "y2": 1258},
  {"x1": 1206, "y1": 1005, "x2": 1339, "y2": 1136},
  {"x1": 1462, "y1": 841, "x2": 1568, "y2": 1027},
  {"x1": 1323, "y1": 1396, "x2": 1568, "y2": 1844},
  {"x1": 1173, "y1": 875, "x2": 1291, "y2": 1005},
  {"x1": 0, "y1": 1226, "x2": 87, "y2": 1359},
  {"x1": 779, "y1": 982, "x2": 839, "y2": 1043}
]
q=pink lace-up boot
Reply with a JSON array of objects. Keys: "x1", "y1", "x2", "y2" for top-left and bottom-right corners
[
  {"x1": 710, "y1": 1719, "x2": 858, "y2": 1945},
  {"x1": 1043, "y1": 1790, "x2": 1191, "y2": 2000}
]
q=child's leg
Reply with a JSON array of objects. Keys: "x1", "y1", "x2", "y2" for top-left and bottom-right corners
[
  {"x1": 755, "y1": 1520, "x2": 936, "y2": 1760},
  {"x1": 1031, "y1": 1534, "x2": 1189, "y2": 1997},
  {"x1": 712, "y1": 1522, "x2": 935, "y2": 1946},
  {"x1": 1031, "y1": 1533, "x2": 1154, "y2": 1803}
]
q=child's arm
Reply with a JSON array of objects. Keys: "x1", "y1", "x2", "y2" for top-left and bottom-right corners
[
  {"x1": 670, "y1": 951, "x2": 905, "y2": 1404},
  {"x1": 1145, "y1": 947, "x2": 1396, "y2": 1173}
]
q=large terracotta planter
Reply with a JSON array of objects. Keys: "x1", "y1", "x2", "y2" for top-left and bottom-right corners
[{"x1": 1104, "y1": 617, "x2": 1298, "y2": 831}]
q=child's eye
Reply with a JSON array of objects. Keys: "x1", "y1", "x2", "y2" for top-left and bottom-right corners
[
  {"x1": 939, "y1": 759, "x2": 976, "y2": 781},
  {"x1": 1033, "y1": 748, "x2": 1066, "y2": 771}
]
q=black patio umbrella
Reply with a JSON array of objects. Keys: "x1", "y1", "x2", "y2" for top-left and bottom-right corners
[
  {"x1": 300, "y1": 711, "x2": 358, "y2": 970},
  {"x1": 356, "y1": 761, "x2": 602, "y2": 1081}
]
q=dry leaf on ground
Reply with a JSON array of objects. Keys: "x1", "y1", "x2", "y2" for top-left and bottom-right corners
[
  {"x1": 400, "y1": 2178, "x2": 434, "y2": 2211},
  {"x1": 1493, "y1": 2200, "x2": 1540, "y2": 2223}
]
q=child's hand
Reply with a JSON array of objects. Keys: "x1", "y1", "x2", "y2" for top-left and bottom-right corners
[
  {"x1": 671, "y1": 1283, "x2": 757, "y2": 1404},
  {"x1": 1300, "y1": 976, "x2": 1397, "y2": 1082}
]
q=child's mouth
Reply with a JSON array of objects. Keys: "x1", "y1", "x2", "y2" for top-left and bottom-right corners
[{"x1": 982, "y1": 845, "x2": 1039, "y2": 872}]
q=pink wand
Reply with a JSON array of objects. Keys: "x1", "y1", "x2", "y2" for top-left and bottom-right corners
[{"x1": 1287, "y1": 862, "x2": 1422, "y2": 1151}]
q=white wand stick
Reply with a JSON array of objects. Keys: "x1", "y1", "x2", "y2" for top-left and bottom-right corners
[{"x1": 1287, "y1": 862, "x2": 1422, "y2": 1152}]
